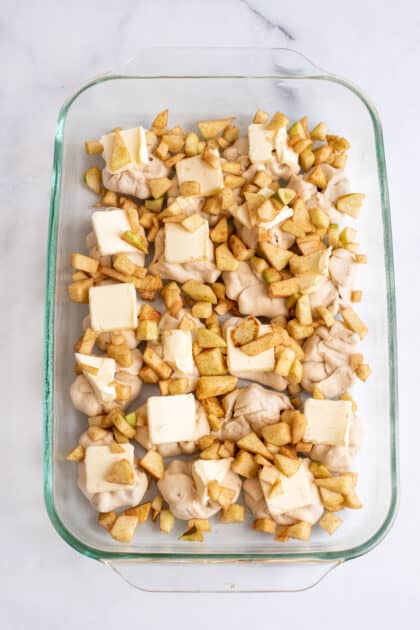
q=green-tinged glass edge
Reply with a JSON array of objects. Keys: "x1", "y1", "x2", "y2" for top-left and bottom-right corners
[{"x1": 43, "y1": 70, "x2": 399, "y2": 563}]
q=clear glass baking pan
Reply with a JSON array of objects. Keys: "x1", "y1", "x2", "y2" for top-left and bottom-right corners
[{"x1": 43, "y1": 48, "x2": 398, "y2": 592}]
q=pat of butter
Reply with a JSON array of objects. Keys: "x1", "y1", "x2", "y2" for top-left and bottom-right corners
[
  {"x1": 101, "y1": 126, "x2": 149, "y2": 172},
  {"x1": 89, "y1": 283, "x2": 138, "y2": 332},
  {"x1": 275, "y1": 127, "x2": 298, "y2": 168},
  {"x1": 75, "y1": 353, "x2": 116, "y2": 404},
  {"x1": 92, "y1": 209, "x2": 138, "y2": 256},
  {"x1": 259, "y1": 463, "x2": 315, "y2": 516},
  {"x1": 303, "y1": 398, "x2": 352, "y2": 447},
  {"x1": 192, "y1": 458, "x2": 233, "y2": 505},
  {"x1": 162, "y1": 329, "x2": 194, "y2": 374},
  {"x1": 84, "y1": 444, "x2": 134, "y2": 493},
  {"x1": 176, "y1": 155, "x2": 224, "y2": 196},
  {"x1": 147, "y1": 394, "x2": 196, "y2": 444},
  {"x1": 164, "y1": 221, "x2": 210, "y2": 264},
  {"x1": 248, "y1": 124, "x2": 274, "y2": 163},
  {"x1": 227, "y1": 322, "x2": 275, "y2": 373}
]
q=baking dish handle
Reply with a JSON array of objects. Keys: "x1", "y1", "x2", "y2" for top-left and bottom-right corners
[
  {"x1": 103, "y1": 559, "x2": 342, "y2": 593},
  {"x1": 114, "y1": 47, "x2": 327, "y2": 78}
]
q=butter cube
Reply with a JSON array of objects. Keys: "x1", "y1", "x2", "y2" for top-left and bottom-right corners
[
  {"x1": 101, "y1": 126, "x2": 149, "y2": 172},
  {"x1": 147, "y1": 394, "x2": 196, "y2": 444},
  {"x1": 248, "y1": 124, "x2": 274, "y2": 163},
  {"x1": 176, "y1": 155, "x2": 223, "y2": 196},
  {"x1": 192, "y1": 458, "x2": 233, "y2": 505},
  {"x1": 75, "y1": 353, "x2": 116, "y2": 404},
  {"x1": 259, "y1": 463, "x2": 314, "y2": 517},
  {"x1": 303, "y1": 399, "x2": 352, "y2": 447},
  {"x1": 92, "y1": 209, "x2": 138, "y2": 256},
  {"x1": 164, "y1": 221, "x2": 211, "y2": 264},
  {"x1": 162, "y1": 329, "x2": 194, "y2": 374},
  {"x1": 89, "y1": 283, "x2": 138, "y2": 332},
  {"x1": 84, "y1": 444, "x2": 134, "y2": 493},
  {"x1": 227, "y1": 323, "x2": 275, "y2": 373},
  {"x1": 275, "y1": 127, "x2": 299, "y2": 168}
]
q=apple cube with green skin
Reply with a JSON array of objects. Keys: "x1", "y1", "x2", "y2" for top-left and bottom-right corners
[
  {"x1": 121, "y1": 230, "x2": 148, "y2": 253},
  {"x1": 277, "y1": 188, "x2": 296, "y2": 205},
  {"x1": 125, "y1": 412, "x2": 136, "y2": 427}
]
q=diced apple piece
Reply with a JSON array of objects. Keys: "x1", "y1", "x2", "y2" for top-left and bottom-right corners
[
  {"x1": 196, "y1": 375, "x2": 237, "y2": 399},
  {"x1": 105, "y1": 459, "x2": 134, "y2": 485},
  {"x1": 319, "y1": 512, "x2": 342, "y2": 535},
  {"x1": 110, "y1": 131, "x2": 131, "y2": 172},
  {"x1": 84, "y1": 167, "x2": 102, "y2": 194},
  {"x1": 287, "y1": 521, "x2": 311, "y2": 541},
  {"x1": 179, "y1": 526, "x2": 204, "y2": 542},
  {"x1": 159, "y1": 509, "x2": 175, "y2": 534},
  {"x1": 139, "y1": 450, "x2": 164, "y2": 480},
  {"x1": 215, "y1": 243, "x2": 239, "y2": 271},
  {"x1": 253, "y1": 518, "x2": 276, "y2": 534},
  {"x1": 274, "y1": 453, "x2": 301, "y2": 477},
  {"x1": 197, "y1": 117, "x2": 235, "y2": 139},
  {"x1": 98, "y1": 511, "x2": 117, "y2": 530},
  {"x1": 220, "y1": 504, "x2": 246, "y2": 523},
  {"x1": 197, "y1": 328, "x2": 226, "y2": 348},
  {"x1": 336, "y1": 193, "x2": 365, "y2": 218},
  {"x1": 237, "y1": 432, "x2": 273, "y2": 460},
  {"x1": 261, "y1": 422, "x2": 291, "y2": 447},
  {"x1": 110, "y1": 515, "x2": 138, "y2": 543}
]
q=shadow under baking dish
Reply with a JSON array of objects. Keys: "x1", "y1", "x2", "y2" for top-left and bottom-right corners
[{"x1": 44, "y1": 48, "x2": 398, "y2": 565}]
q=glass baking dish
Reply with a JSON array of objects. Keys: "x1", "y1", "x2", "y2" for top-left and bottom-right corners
[{"x1": 43, "y1": 48, "x2": 398, "y2": 592}]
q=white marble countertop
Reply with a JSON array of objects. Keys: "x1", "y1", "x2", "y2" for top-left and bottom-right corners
[{"x1": 2, "y1": 0, "x2": 418, "y2": 627}]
